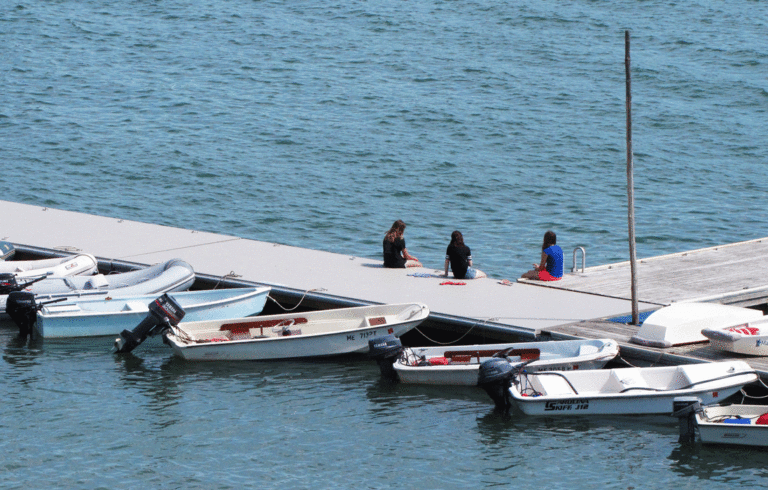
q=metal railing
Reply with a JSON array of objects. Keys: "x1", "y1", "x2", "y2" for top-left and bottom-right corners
[{"x1": 572, "y1": 247, "x2": 586, "y2": 273}]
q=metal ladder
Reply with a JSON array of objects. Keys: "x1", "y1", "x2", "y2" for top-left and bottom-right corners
[{"x1": 572, "y1": 247, "x2": 586, "y2": 273}]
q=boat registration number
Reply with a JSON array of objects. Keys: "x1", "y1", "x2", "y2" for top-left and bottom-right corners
[
  {"x1": 545, "y1": 400, "x2": 590, "y2": 411},
  {"x1": 348, "y1": 330, "x2": 378, "y2": 341}
]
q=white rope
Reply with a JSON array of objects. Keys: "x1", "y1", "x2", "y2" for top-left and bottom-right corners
[
  {"x1": 267, "y1": 288, "x2": 327, "y2": 312},
  {"x1": 211, "y1": 271, "x2": 242, "y2": 289},
  {"x1": 412, "y1": 317, "x2": 500, "y2": 346}
]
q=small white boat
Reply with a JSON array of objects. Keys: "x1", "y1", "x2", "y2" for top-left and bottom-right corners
[
  {"x1": 694, "y1": 403, "x2": 768, "y2": 447},
  {"x1": 701, "y1": 316, "x2": 768, "y2": 356},
  {"x1": 3, "y1": 258, "x2": 194, "y2": 309},
  {"x1": 388, "y1": 339, "x2": 620, "y2": 386},
  {"x1": 160, "y1": 302, "x2": 430, "y2": 361},
  {"x1": 630, "y1": 302, "x2": 764, "y2": 348},
  {"x1": 505, "y1": 361, "x2": 757, "y2": 416},
  {"x1": 4, "y1": 259, "x2": 195, "y2": 333},
  {"x1": 34, "y1": 286, "x2": 271, "y2": 338},
  {"x1": 0, "y1": 253, "x2": 98, "y2": 279}
]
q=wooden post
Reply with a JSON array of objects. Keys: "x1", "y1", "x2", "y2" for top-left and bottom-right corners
[{"x1": 625, "y1": 30, "x2": 639, "y2": 325}]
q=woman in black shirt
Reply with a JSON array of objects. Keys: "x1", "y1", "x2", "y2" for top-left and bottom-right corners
[
  {"x1": 444, "y1": 230, "x2": 485, "y2": 279},
  {"x1": 383, "y1": 220, "x2": 421, "y2": 268}
]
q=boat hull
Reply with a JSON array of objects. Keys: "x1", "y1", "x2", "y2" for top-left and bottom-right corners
[
  {"x1": 708, "y1": 337, "x2": 768, "y2": 356},
  {"x1": 0, "y1": 254, "x2": 98, "y2": 279},
  {"x1": 394, "y1": 339, "x2": 619, "y2": 386},
  {"x1": 0, "y1": 258, "x2": 195, "y2": 315},
  {"x1": 510, "y1": 361, "x2": 757, "y2": 416},
  {"x1": 630, "y1": 302, "x2": 764, "y2": 348},
  {"x1": 702, "y1": 318, "x2": 768, "y2": 355},
  {"x1": 165, "y1": 303, "x2": 429, "y2": 361},
  {"x1": 36, "y1": 287, "x2": 271, "y2": 338},
  {"x1": 696, "y1": 405, "x2": 768, "y2": 447}
]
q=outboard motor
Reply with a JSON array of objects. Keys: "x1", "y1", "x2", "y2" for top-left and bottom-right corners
[
  {"x1": 6, "y1": 291, "x2": 68, "y2": 338},
  {"x1": 477, "y1": 357, "x2": 517, "y2": 409},
  {"x1": 6, "y1": 291, "x2": 39, "y2": 338},
  {"x1": 0, "y1": 273, "x2": 21, "y2": 295},
  {"x1": 114, "y1": 294, "x2": 185, "y2": 354},
  {"x1": 0, "y1": 273, "x2": 49, "y2": 295},
  {"x1": 672, "y1": 396, "x2": 702, "y2": 443},
  {"x1": 368, "y1": 334, "x2": 404, "y2": 381}
]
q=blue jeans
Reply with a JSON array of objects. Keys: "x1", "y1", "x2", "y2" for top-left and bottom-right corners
[{"x1": 463, "y1": 267, "x2": 478, "y2": 279}]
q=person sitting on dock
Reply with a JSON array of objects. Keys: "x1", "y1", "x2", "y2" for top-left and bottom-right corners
[
  {"x1": 444, "y1": 230, "x2": 486, "y2": 279},
  {"x1": 521, "y1": 230, "x2": 563, "y2": 281},
  {"x1": 383, "y1": 220, "x2": 422, "y2": 268}
]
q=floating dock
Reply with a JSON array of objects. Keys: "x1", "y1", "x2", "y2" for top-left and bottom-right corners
[
  {"x1": 3, "y1": 200, "x2": 768, "y2": 378},
  {"x1": 522, "y1": 238, "x2": 768, "y2": 374},
  {"x1": 534, "y1": 238, "x2": 768, "y2": 307}
]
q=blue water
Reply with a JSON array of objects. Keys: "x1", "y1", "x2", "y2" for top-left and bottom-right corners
[{"x1": 2, "y1": 1, "x2": 768, "y2": 488}]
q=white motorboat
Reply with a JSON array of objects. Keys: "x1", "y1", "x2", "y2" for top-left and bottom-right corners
[
  {"x1": 34, "y1": 286, "x2": 271, "y2": 338},
  {"x1": 0, "y1": 253, "x2": 98, "y2": 279},
  {"x1": 694, "y1": 403, "x2": 768, "y2": 447},
  {"x1": 380, "y1": 339, "x2": 619, "y2": 386},
  {"x1": 489, "y1": 361, "x2": 757, "y2": 415},
  {"x1": 116, "y1": 300, "x2": 430, "y2": 360},
  {"x1": 630, "y1": 302, "x2": 763, "y2": 348},
  {"x1": 701, "y1": 316, "x2": 768, "y2": 356},
  {"x1": 4, "y1": 259, "x2": 195, "y2": 333}
]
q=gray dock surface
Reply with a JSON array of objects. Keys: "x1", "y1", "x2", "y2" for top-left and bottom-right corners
[
  {"x1": 3, "y1": 200, "x2": 768, "y2": 378},
  {"x1": 524, "y1": 238, "x2": 768, "y2": 307},
  {"x1": 0, "y1": 201, "x2": 652, "y2": 336}
]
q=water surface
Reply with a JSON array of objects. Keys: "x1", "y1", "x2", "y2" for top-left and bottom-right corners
[{"x1": 2, "y1": 1, "x2": 768, "y2": 488}]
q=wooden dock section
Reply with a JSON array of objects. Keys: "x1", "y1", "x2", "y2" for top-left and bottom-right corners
[
  {"x1": 523, "y1": 238, "x2": 768, "y2": 378},
  {"x1": 524, "y1": 237, "x2": 768, "y2": 307}
]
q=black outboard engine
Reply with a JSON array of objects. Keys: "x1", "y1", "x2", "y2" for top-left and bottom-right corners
[
  {"x1": 7, "y1": 291, "x2": 70, "y2": 338},
  {"x1": 6, "y1": 291, "x2": 38, "y2": 338},
  {"x1": 0, "y1": 273, "x2": 49, "y2": 295},
  {"x1": 114, "y1": 294, "x2": 185, "y2": 354},
  {"x1": 477, "y1": 357, "x2": 517, "y2": 409},
  {"x1": 368, "y1": 334, "x2": 404, "y2": 381},
  {"x1": 672, "y1": 396, "x2": 702, "y2": 443},
  {"x1": 0, "y1": 273, "x2": 21, "y2": 295}
]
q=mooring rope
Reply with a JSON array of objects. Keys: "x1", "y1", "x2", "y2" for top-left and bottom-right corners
[
  {"x1": 740, "y1": 376, "x2": 768, "y2": 400},
  {"x1": 267, "y1": 288, "x2": 327, "y2": 312},
  {"x1": 412, "y1": 317, "x2": 504, "y2": 346},
  {"x1": 211, "y1": 271, "x2": 242, "y2": 289}
]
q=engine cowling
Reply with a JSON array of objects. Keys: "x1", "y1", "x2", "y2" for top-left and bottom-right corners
[{"x1": 114, "y1": 294, "x2": 185, "y2": 354}]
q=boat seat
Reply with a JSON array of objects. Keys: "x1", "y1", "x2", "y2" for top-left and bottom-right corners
[
  {"x1": 444, "y1": 348, "x2": 539, "y2": 363},
  {"x1": 609, "y1": 370, "x2": 648, "y2": 392},
  {"x1": 84, "y1": 274, "x2": 109, "y2": 290},
  {"x1": 534, "y1": 374, "x2": 576, "y2": 396},
  {"x1": 220, "y1": 317, "x2": 308, "y2": 337},
  {"x1": 122, "y1": 301, "x2": 149, "y2": 312},
  {"x1": 578, "y1": 344, "x2": 600, "y2": 356},
  {"x1": 45, "y1": 304, "x2": 81, "y2": 314},
  {"x1": 678, "y1": 364, "x2": 721, "y2": 388}
]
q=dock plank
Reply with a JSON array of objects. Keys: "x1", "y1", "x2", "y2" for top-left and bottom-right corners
[{"x1": 522, "y1": 237, "x2": 768, "y2": 307}]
